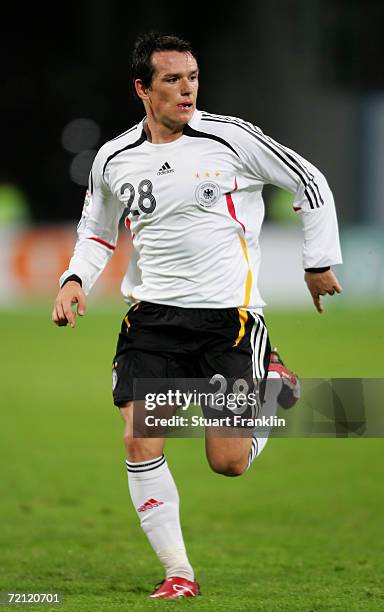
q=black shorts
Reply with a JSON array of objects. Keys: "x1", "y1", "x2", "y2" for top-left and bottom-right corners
[{"x1": 112, "y1": 301, "x2": 270, "y2": 409}]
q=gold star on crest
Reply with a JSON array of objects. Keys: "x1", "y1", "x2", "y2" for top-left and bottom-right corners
[
  {"x1": 195, "y1": 171, "x2": 200, "y2": 178},
  {"x1": 205, "y1": 171, "x2": 210, "y2": 177},
  {"x1": 215, "y1": 171, "x2": 221, "y2": 177}
]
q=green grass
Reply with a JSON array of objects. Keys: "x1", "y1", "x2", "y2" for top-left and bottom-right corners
[{"x1": 0, "y1": 304, "x2": 383, "y2": 611}]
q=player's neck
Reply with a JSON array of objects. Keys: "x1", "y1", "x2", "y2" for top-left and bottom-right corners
[{"x1": 144, "y1": 117, "x2": 184, "y2": 144}]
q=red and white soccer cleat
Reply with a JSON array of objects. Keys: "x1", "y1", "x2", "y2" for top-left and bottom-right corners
[
  {"x1": 149, "y1": 576, "x2": 200, "y2": 599},
  {"x1": 268, "y1": 348, "x2": 300, "y2": 409}
]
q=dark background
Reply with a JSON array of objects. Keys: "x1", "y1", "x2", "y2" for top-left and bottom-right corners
[{"x1": 2, "y1": 0, "x2": 384, "y2": 223}]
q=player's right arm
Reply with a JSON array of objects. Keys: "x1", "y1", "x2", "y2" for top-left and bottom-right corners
[
  {"x1": 52, "y1": 146, "x2": 125, "y2": 327},
  {"x1": 52, "y1": 279, "x2": 86, "y2": 328}
]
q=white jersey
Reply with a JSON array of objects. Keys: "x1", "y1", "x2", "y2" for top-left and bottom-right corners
[{"x1": 60, "y1": 109, "x2": 342, "y2": 309}]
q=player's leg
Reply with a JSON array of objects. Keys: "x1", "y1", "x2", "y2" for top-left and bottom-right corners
[
  {"x1": 246, "y1": 345, "x2": 301, "y2": 467},
  {"x1": 204, "y1": 372, "x2": 288, "y2": 475},
  {"x1": 112, "y1": 304, "x2": 197, "y2": 597},
  {"x1": 119, "y1": 401, "x2": 194, "y2": 585},
  {"x1": 202, "y1": 310, "x2": 271, "y2": 475},
  {"x1": 204, "y1": 335, "x2": 301, "y2": 475},
  {"x1": 120, "y1": 399, "x2": 164, "y2": 461},
  {"x1": 204, "y1": 429, "x2": 252, "y2": 476}
]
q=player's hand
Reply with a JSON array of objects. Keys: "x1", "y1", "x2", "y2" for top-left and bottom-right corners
[
  {"x1": 52, "y1": 281, "x2": 87, "y2": 328},
  {"x1": 304, "y1": 269, "x2": 342, "y2": 314}
]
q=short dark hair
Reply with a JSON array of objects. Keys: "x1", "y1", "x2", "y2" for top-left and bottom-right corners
[{"x1": 131, "y1": 32, "x2": 197, "y2": 93}]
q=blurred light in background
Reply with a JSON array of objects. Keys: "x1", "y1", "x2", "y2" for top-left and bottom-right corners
[
  {"x1": 62, "y1": 118, "x2": 100, "y2": 186},
  {"x1": 69, "y1": 150, "x2": 97, "y2": 186},
  {"x1": 61, "y1": 118, "x2": 100, "y2": 154}
]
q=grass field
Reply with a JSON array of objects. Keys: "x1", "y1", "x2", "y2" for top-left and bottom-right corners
[{"x1": 0, "y1": 303, "x2": 383, "y2": 611}]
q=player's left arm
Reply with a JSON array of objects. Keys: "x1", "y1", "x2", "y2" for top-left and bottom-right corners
[
  {"x1": 239, "y1": 124, "x2": 343, "y2": 312},
  {"x1": 304, "y1": 269, "x2": 342, "y2": 314}
]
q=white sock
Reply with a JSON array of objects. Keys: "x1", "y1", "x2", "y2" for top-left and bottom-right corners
[
  {"x1": 126, "y1": 454, "x2": 194, "y2": 581},
  {"x1": 247, "y1": 373, "x2": 283, "y2": 469}
]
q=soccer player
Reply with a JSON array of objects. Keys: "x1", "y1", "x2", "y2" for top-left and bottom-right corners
[{"x1": 52, "y1": 32, "x2": 342, "y2": 599}]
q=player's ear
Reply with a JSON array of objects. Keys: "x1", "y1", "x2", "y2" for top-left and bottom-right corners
[{"x1": 135, "y1": 79, "x2": 149, "y2": 101}]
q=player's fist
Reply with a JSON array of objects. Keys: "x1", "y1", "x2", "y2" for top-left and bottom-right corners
[
  {"x1": 52, "y1": 281, "x2": 87, "y2": 328},
  {"x1": 304, "y1": 269, "x2": 342, "y2": 314}
]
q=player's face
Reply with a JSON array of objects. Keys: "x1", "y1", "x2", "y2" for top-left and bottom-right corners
[{"x1": 144, "y1": 51, "x2": 199, "y2": 129}]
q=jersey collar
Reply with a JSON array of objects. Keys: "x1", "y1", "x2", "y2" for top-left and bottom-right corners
[{"x1": 140, "y1": 109, "x2": 202, "y2": 141}]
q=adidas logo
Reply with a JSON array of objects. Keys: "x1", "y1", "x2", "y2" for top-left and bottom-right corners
[
  {"x1": 157, "y1": 161, "x2": 175, "y2": 176},
  {"x1": 137, "y1": 498, "x2": 164, "y2": 512}
]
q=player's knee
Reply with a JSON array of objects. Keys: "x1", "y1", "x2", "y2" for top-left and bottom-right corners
[
  {"x1": 208, "y1": 456, "x2": 247, "y2": 477},
  {"x1": 123, "y1": 430, "x2": 134, "y2": 454},
  {"x1": 119, "y1": 403, "x2": 136, "y2": 455},
  {"x1": 124, "y1": 434, "x2": 152, "y2": 462},
  {"x1": 123, "y1": 432, "x2": 140, "y2": 457}
]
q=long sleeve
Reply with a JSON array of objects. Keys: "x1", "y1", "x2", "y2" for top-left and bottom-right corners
[
  {"x1": 59, "y1": 148, "x2": 126, "y2": 294},
  {"x1": 236, "y1": 122, "x2": 343, "y2": 269}
]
